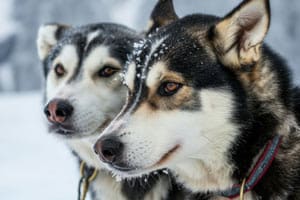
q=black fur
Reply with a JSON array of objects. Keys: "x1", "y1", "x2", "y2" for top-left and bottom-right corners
[
  {"x1": 146, "y1": 0, "x2": 178, "y2": 35},
  {"x1": 119, "y1": 10, "x2": 300, "y2": 200},
  {"x1": 292, "y1": 87, "x2": 300, "y2": 123}
]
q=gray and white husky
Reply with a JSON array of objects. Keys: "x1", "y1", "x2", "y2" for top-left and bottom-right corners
[{"x1": 37, "y1": 19, "x2": 183, "y2": 200}]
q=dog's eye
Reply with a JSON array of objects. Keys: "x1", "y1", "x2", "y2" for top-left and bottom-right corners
[
  {"x1": 158, "y1": 82, "x2": 182, "y2": 96},
  {"x1": 54, "y1": 63, "x2": 66, "y2": 77},
  {"x1": 98, "y1": 65, "x2": 119, "y2": 77}
]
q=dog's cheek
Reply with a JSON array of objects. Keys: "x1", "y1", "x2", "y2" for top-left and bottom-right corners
[
  {"x1": 120, "y1": 110, "x2": 185, "y2": 167},
  {"x1": 70, "y1": 90, "x2": 104, "y2": 133}
]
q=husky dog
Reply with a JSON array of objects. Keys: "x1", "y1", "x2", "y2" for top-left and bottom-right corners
[
  {"x1": 94, "y1": 0, "x2": 300, "y2": 199},
  {"x1": 37, "y1": 19, "x2": 185, "y2": 199}
]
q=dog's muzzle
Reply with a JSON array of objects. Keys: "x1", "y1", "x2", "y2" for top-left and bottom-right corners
[{"x1": 94, "y1": 135, "x2": 124, "y2": 165}]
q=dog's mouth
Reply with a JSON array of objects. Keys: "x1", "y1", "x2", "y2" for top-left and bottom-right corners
[
  {"x1": 107, "y1": 144, "x2": 180, "y2": 177},
  {"x1": 111, "y1": 163, "x2": 135, "y2": 172},
  {"x1": 153, "y1": 144, "x2": 181, "y2": 167},
  {"x1": 48, "y1": 123, "x2": 76, "y2": 136},
  {"x1": 48, "y1": 118, "x2": 112, "y2": 138}
]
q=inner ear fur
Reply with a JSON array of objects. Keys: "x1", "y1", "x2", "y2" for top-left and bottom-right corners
[
  {"x1": 145, "y1": 0, "x2": 179, "y2": 35},
  {"x1": 37, "y1": 23, "x2": 70, "y2": 61},
  {"x1": 210, "y1": 0, "x2": 270, "y2": 69}
]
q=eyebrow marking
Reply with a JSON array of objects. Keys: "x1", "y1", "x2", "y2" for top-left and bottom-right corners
[
  {"x1": 126, "y1": 36, "x2": 168, "y2": 114},
  {"x1": 124, "y1": 62, "x2": 136, "y2": 91},
  {"x1": 85, "y1": 30, "x2": 100, "y2": 51},
  {"x1": 146, "y1": 61, "x2": 166, "y2": 88}
]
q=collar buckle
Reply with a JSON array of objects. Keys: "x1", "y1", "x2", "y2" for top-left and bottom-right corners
[{"x1": 77, "y1": 161, "x2": 98, "y2": 200}]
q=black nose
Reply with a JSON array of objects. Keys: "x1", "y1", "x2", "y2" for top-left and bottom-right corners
[
  {"x1": 44, "y1": 99, "x2": 73, "y2": 124},
  {"x1": 94, "y1": 136, "x2": 124, "y2": 163}
]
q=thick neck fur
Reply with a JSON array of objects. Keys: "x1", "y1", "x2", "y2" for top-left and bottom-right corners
[
  {"x1": 232, "y1": 46, "x2": 300, "y2": 199},
  {"x1": 173, "y1": 45, "x2": 300, "y2": 199}
]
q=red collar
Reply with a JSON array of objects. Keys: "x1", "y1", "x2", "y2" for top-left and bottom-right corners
[{"x1": 220, "y1": 135, "x2": 282, "y2": 199}]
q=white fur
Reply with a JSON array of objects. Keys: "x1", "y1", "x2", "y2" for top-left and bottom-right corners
[
  {"x1": 46, "y1": 45, "x2": 78, "y2": 101},
  {"x1": 90, "y1": 169, "x2": 169, "y2": 200},
  {"x1": 37, "y1": 25, "x2": 59, "y2": 60},
  {"x1": 143, "y1": 177, "x2": 169, "y2": 200},
  {"x1": 91, "y1": 169, "x2": 126, "y2": 200},
  {"x1": 124, "y1": 62, "x2": 136, "y2": 91},
  {"x1": 46, "y1": 45, "x2": 126, "y2": 162},
  {"x1": 146, "y1": 61, "x2": 165, "y2": 88},
  {"x1": 81, "y1": 46, "x2": 121, "y2": 77},
  {"x1": 86, "y1": 30, "x2": 101, "y2": 49},
  {"x1": 45, "y1": 43, "x2": 134, "y2": 199},
  {"x1": 129, "y1": 37, "x2": 167, "y2": 113},
  {"x1": 101, "y1": 88, "x2": 239, "y2": 193},
  {"x1": 102, "y1": 38, "x2": 168, "y2": 137},
  {"x1": 66, "y1": 135, "x2": 105, "y2": 168},
  {"x1": 45, "y1": 32, "x2": 172, "y2": 200}
]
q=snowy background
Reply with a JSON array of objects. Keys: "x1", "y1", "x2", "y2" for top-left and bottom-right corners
[{"x1": 0, "y1": 0, "x2": 299, "y2": 199}]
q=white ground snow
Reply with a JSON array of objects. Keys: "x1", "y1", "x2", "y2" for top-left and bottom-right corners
[{"x1": 0, "y1": 92, "x2": 88, "y2": 200}]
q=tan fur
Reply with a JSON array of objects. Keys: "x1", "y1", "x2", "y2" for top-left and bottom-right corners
[
  {"x1": 173, "y1": 158, "x2": 235, "y2": 193},
  {"x1": 237, "y1": 59, "x2": 292, "y2": 127},
  {"x1": 146, "y1": 20, "x2": 154, "y2": 33},
  {"x1": 212, "y1": 0, "x2": 270, "y2": 69},
  {"x1": 37, "y1": 24, "x2": 70, "y2": 60},
  {"x1": 148, "y1": 86, "x2": 194, "y2": 110},
  {"x1": 146, "y1": 62, "x2": 194, "y2": 110},
  {"x1": 145, "y1": 0, "x2": 178, "y2": 34}
]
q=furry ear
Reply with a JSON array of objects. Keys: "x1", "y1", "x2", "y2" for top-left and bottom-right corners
[
  {"x1": 145, "y1": 0, "x2": 178, "y2": 35},
  {"x1": 211, "y1": 0, "x2": 270, "y2": 69},
  {"x1": 37, "y1": 23, "x2": 70, "y2": 61}
]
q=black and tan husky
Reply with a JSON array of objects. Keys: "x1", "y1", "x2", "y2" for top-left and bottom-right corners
[
  {"x1": 94, "y1": 0, "x2": 300, "y2": 199},
  {"x1": 37, "y1": 2, "x2": 187, "y2": 198}
]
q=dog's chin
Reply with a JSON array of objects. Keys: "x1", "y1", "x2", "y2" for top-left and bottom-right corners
[
  {"x1": 105, "y1": 144, "x2": 181, "y2": 179},
  {"x1": 48, "y1": 124, "x2": 90, "y2": 139},
  {"x1": 48, "y1": 123, "x2": 100, "y2": 139},
  {"x1": 48, "y1": 124, "x2": 75, "y2": 137},
  {"x1": 106, "y1": 163, "x2": 158, "y2": 180}
]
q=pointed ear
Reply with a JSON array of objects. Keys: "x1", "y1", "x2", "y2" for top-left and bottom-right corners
[
  {"x1": 210, "y1": 0, "x2": 270, "y2": 69},
  {"x1": 145, "y1": 0, "x2": 178, "y2": 35},
  {"x1": 37, "y1": 23, "x2": 70, "y2": 61}
]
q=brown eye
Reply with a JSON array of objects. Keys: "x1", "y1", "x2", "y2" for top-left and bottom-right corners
[
  {"x1": 158, "y1": 82, "x2": 183, "y2": 96},
  {"x1": 98, "y1": 65, "x2": 119, "y2": 77},
  {"x1": 54, "y1": 63, "x2": 65, "y2": 77}
]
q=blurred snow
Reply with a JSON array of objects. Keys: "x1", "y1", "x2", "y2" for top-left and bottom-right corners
[
  {"x1": 0, "y1": 0, "x2": 16, "y2": 92},
  {"x1": 0, "y1": 63, "x2": 14, "y2": 91},
  {"x1": 0, "y1": 0, "x2": 16, "y2": 40},
  {"x1": 0, "y1": 93, "x2": 80, "y2": 200},
  {"x1": 0, "y1": 0, "x2": 299, "y2": 92}
]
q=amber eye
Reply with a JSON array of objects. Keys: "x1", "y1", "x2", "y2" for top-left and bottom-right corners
[
  {"x1": 54, "y1": 63, "x2": 66, "y2": 77},
  {"x1": 158, "y1": 82, "x2": 183, "y2": 96},
  {"x1": 98, "y1": 65, "x2": 119, "y2": 77}
]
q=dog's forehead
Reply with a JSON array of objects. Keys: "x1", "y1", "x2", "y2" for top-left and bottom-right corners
[
  {"x1": 127, "y1": 31, "x2": 208, "y2": 86},
  {"x1": 47, "y1": 26, "x2": 136, "y2": 73},
  {"x1": 124, "y1": 36, "x2": 168, "y2": 90},
  {"x1": 123, "y1": 17, "x2": 229, "y2": 96}
]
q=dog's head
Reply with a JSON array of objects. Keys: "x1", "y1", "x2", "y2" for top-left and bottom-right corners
[
  {"x1": 37, "y1": 23, "x2": 140, "y2": 138},
  {"x1": 94, "y1": 0, "x2": 272, "y2": 180}
]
